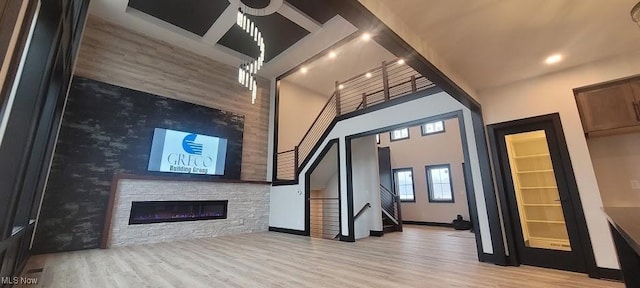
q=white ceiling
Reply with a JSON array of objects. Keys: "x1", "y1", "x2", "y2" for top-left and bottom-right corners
[
  {"x1": 87, "y1": 0, "x2": 358, "y2": 80},
  {"x1": 282, "y1": 36, "x2": 396, "y2": 96},
  {"x1": 380, "y1": 0, "x2": 640, "y2": 91}
]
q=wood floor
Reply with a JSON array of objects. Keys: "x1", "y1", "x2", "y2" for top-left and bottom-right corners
[{"x1": 19, "y1": 226, "x2": 622, "y2": 288}]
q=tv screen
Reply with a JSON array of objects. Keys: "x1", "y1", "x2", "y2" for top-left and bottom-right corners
[{"x1": 147, "y1": 128, "x2": 227, "y2": 175}]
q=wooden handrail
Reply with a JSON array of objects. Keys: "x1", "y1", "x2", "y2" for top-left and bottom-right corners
[
  {"x1": 277, "y1": 149, "x2": 296, "y2": 154},
  {"x1": 354, "y1": 203, "x2": 371, "y2": 221}
]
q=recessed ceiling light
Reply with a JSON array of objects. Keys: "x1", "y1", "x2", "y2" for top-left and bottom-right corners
[
  {"x1": 329, "y1": 51, "x2": 337, "y2": 59},
  {"x1": 338, "y1": 84, "x2": 345, "y2": 90},
  {"x1": 362, "y1": 33, "x2": 371, "y2": 41},
  {"x1": 544, "y1": 54, "x2": 563, "y2": 65},
  {"x1": 300, "y1": 67, "x2": 308, "y2": 74},
  {"x1": 397, "y1": 59, "x2": 405, "y2": 65},
  {"x1": 365, "y1": 72, "x2": 372, "y2": 78}
]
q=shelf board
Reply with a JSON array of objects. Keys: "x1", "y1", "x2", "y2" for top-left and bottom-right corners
[
  {"x1": 525, "y1": 219, "x2": 566, "y2": 224},
  {"x1": 528, "y1": 236, "x2": 570, "y2": 242},
  {"x1": 513, "y1": 153, "x2": 550, "y2": 159},
  {"x1": 519, "y1": 186, "x2": 558, "y2": 190},
  {"x1": 522, "y1": 204, "x2": 561, "y2": 207},
  {"x1": 516, "y1": 169, "x2": 554, "y2": 174},
  {"x1": 510, "y1": 136, "x2": 546, "y2": 143}
]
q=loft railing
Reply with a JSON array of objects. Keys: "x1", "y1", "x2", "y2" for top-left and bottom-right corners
[{"x1": 276, "y1": 59, "x2": 435, "y2": 181}]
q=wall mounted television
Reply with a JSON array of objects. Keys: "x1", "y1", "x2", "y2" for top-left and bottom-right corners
[{"x1": 147, "y1": 128, "x2": 228, "y2": 175}]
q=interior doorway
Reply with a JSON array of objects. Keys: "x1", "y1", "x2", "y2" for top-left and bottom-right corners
[
  {"x1": 305, "y1": 140, "x2": 341, "y2": 240},
  {"x1": 488, "y1": 113, "x2": 596, "y2": 273},
  {"x1": 345, "y1": 111, "x2": 480, "y2": 256},
  {"x1": 376, "y1": 116, "x2": 472, "y2": 231}
]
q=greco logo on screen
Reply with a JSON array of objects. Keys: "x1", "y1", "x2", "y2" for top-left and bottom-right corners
[{"x1": 147, "y1": 128, "x2": 228, "y2": 175}]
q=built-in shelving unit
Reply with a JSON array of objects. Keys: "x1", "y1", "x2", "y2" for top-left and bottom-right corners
[{"x1": 505, "y1": 131, "x2": 572, "y2": 252}]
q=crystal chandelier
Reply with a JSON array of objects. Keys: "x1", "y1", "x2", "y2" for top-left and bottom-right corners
[{"x1": 236, "y1": 8, "x2": 265, "y2": 104}]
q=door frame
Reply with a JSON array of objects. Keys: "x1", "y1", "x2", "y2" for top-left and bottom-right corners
[
  {"x1": 344, "y1": 110, "x2": 489, "y2": 260},
  {"x1": 487, "y1": 113, "x2": 598, "y2": 276}
]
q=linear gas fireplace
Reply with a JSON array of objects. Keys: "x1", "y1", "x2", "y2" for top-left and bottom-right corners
[{"x1": 129, "y1": 200, "x2": 228, "y2": 225}]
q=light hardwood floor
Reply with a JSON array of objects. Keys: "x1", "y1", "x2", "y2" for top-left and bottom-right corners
[{"x1": 19, "y1": 226, "x2": 622, "y2": 288}]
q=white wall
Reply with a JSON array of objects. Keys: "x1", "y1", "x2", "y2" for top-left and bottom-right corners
[
  {"x1": 269, "y1": 91, "x2": 494, "y2": 254},
  {"x1": 278, "y1": 80, "x2": 328, "y2": 151},
  {"x1": 478, "y1": 50, "x2": 640, "y2": 269},
  {"x1": 588, "y1": 132, "x2": 640, "y2": 207},
  {"x1": 351, "y1": 135, "x2": 382, "y2": 238},
  {"x1": 269, "y1": 185, "x2": 304, "y2": 230},
  {"x1": 322, "y1": 173, "x2": 340, "y2": 198}
]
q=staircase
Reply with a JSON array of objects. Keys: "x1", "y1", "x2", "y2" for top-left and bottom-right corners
[
  {"x1": 380, "y1": 184, "x2": 403, "y2": 233},
  {"x1": 275, "y1": 59, "x2": 435, "y2": 182}
]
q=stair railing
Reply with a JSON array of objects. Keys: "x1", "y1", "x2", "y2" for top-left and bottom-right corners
[
  {"x1": 275, "y1": 59, "x2": 435, "y2": 182},
  {"x1": 308, "y1": 197, "x2": 340, "y2": 240},
  {"x1": 354, "y1": 203, "x2": 371, "y2": 221},
  {"x1": 380, "y1": 184, "x2": 403, "y2": 232}
]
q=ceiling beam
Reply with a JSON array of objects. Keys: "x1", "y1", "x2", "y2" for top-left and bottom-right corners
[
  {"x1": 277, "y1": 2, "x2": 321, "y2": 33},
  {"x1": 201, "y1": 4, "x2": 237, "y2": 45}
]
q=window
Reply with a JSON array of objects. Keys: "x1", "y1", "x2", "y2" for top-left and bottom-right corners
[
  {"x1": 426, "y1": 164, "x2": 454, "y2": 202},
  {"x1": 376, "y1": 134, "x2": 380, "y2": 144},
  {"x1": 390, "y1": 128, "x2": 409, "y2": 141},
  {"x1": 393, "y1": 168, "x2": 415, "y2": 202},
  {"x1": 421, "y1": 120, "x2": 445, "y2": 136}
]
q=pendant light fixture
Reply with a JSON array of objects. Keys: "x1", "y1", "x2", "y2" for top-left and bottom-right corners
[{"x1": 236, "y1": 8, "x2": 265, "y2": 104}]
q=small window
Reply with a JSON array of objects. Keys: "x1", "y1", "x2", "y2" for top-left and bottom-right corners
[
  {"x1": 421, "y1": 120, "x2": 445, "y2": 136},
  {"x1": 393, "y1": 168, "x2": 415, "y2": 202},
  {"x1": 426, "y1": 164, "x2": 454, "y2": 203},
  {"x1": 390, "y1": 128, "x2": 409, "y2": 141},
  {"x1": 376, "y1": 134, "x2": 380, "y2": 144}
]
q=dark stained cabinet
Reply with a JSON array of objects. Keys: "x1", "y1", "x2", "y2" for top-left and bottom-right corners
[{"x1": 574, "y1": 77, "x2": 640, "y2": 137}]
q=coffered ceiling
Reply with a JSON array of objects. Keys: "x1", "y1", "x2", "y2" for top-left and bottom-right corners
[{"x1": 88, "y1": 0, "x2": 353, "y2": 79}]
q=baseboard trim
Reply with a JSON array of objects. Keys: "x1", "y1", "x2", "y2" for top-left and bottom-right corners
[
  {"x1": 478, "y1": 252, "x2": 500, "y2": 264},
  {"x1": 403, "y1": 221, "x2": 453, "y2": 228},
  {"x1": 370, "y1": 230, "x2": 384, "y2": 237},
  {"x1": 591, "y1": 267, "x2": 623, "y2": 281},
  {"x1": 339, "y1": 235, "x2": 355, "y2": 242},
  {"x1": 268, "y1": 227, "x2": 306, "y2": 236}
]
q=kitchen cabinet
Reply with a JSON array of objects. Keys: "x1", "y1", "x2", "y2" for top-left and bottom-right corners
[{"x1": 575, "y1": 77, "x2": 640, "y2": 137}]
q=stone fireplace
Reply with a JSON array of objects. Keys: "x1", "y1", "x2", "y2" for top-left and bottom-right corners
[{"x1": 104, "y1": 175, "x2": 269, "y2": 248}]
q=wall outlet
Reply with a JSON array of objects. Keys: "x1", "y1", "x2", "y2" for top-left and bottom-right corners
[{"x1": 631, "y1": 180, "x2": 640, "y2": 190}]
